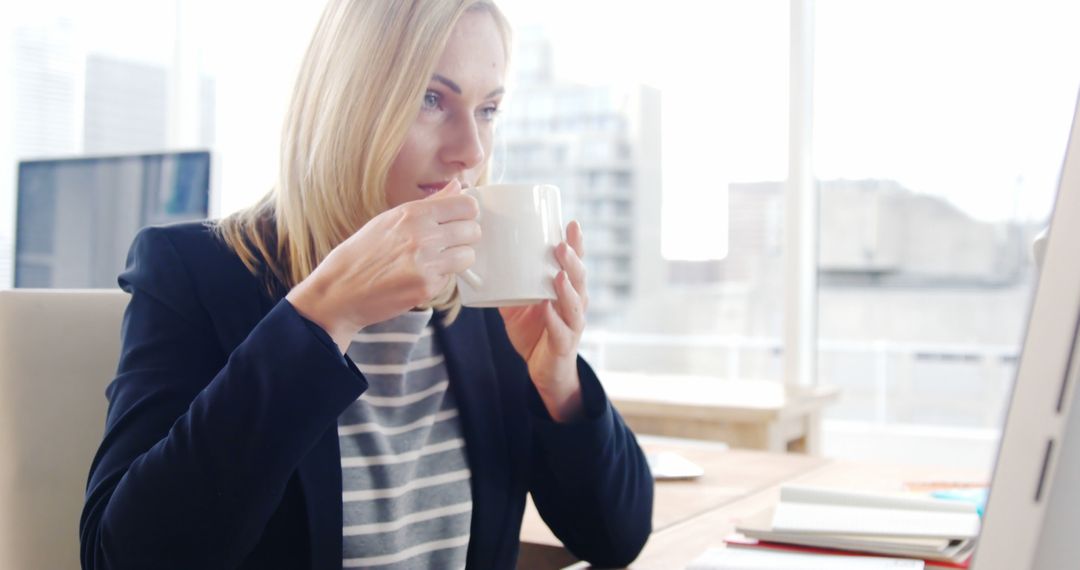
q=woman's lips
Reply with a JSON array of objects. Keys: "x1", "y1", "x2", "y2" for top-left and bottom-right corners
[{"x1": 418, "y1": 180, "x2": 468, "y2": 195}]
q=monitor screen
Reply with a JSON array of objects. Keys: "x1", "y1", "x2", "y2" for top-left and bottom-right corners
[{"x1": 14, "y1": 151, "x2": 210, "y2": 289}]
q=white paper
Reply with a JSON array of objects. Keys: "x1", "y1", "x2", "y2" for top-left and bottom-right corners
[
  {"x1": 771, "y1": 502, "x2": 981, "y2": 540},
  {"x1": 686, "y1": 547, "x2": 924, "y2": 570},
  {"x1": 647, "y1": 451, "x2": 705, "y2": 479},
  {"x1": 779, "y1": 485, "x2": 978, "y2": 514}
]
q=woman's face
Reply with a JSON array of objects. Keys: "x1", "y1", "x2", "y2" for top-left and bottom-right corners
[{"x1": 384, "y1": 10, "x2": 507, "y2": 208}]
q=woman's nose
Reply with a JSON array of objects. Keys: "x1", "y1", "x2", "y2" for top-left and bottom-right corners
[{"x1": 441, "y1": 114, "x2": 486, "y2": 170}]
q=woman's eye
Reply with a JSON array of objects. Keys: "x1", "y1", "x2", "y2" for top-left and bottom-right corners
[
  {"x1": 478, "y1": 105, "x2": 500, "y2": 121},
  {"x1": 422, "y1": 91, "x2": 440, "y2": 111}
]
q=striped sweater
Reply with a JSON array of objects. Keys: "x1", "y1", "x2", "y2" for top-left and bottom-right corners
[{"x1": 337, "y1": 309, "x2": 472, "y2": 569}]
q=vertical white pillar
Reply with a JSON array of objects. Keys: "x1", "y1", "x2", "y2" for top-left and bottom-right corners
[{"x1": 784, "y1": 0, "x2": 818, "y2": 388}]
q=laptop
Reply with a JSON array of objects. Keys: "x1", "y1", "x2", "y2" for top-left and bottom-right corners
[{"x1": 970, "y1": 86, "x2": 1080, "y2": 569}]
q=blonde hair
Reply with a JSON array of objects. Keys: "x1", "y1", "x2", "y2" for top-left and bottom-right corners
[{"x1": 217, "y1": 0, "x2": 511, "y2": 323}]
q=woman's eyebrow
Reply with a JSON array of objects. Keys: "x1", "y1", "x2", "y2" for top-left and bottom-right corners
[
  {"x1": 432, "y1": 74, "x2": 462, "y2": 94},
  {"x1": 432, "y1": 74, "x2": 505, "y2": 99}
]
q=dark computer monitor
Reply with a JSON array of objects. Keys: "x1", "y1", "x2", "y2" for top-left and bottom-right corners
[{"x1": 14, "y1": 151, "x2": 210, "y2": 289}]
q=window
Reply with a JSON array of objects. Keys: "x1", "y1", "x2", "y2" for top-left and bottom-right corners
[
  {"x1": 0, "y1": 1, "x2": 328, "y2": 288},
  {"x1": 9, "y1": 1, "x2": 1079, "y2": 466},
  {"x1": 0, "y1": 1, "x2": 213, "y2": 288},
  {"x1": 813, "y1": 1, "x2": 1080, "y2": 439},
  {"x1": 499, "y1": 0, "x2": 789, "y2": 377},
  {"x1": 499, "y1": 0, "x2": 1080, "y2": 464}
]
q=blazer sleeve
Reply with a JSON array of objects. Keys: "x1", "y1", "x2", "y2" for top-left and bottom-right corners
[
  {"x1": 483, "y1": 310, "x2": 654, "y2": 568},
  {"x1": 79, "y1": 226, "x2": 368, "y2": 570}
]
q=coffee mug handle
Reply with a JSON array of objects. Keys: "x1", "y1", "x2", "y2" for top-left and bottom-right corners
[
  {"x1": 459, "y1": 268, "x2": 483, "y2": 289},
  {"x1": 462, "y1": 186, "x2": 482, "y2": 222},
  {"x1": 458, "y1": 186, "x2": 483, "y2": 290}
]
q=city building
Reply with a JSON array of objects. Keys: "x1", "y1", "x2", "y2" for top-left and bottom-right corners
[
  {"x1": 1, "y1": 18, "x2": 85, "y2": 288},
  {"x1": 615, "y1": 179, "x2": 1042, "y2": 427},
  {"x1": 669, "y1": 178, "x2": 1037, "y2": 290},
  {"x1": 0, "y1": 18, "x2": 215, "y2": 288},
  {"x1": 496, "y1": 31, "x2": 663, "y2": 325},
  {"x1": 83, "y1": 54, "x2": 215, "y2": 155}
]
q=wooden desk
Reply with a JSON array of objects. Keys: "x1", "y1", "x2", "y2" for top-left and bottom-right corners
[
  {"x1": 602, "y1": 373, "x2": 840, "y2": 453},
  {"x1": 629, "y1": 459, "x2": 987, "y2": 569},
  {"x1": 519, "y1": 444, "x2": 985, "y2": 570},
  {"x1": 518, "y1": 442, "x2": 827, "y2": 568}
]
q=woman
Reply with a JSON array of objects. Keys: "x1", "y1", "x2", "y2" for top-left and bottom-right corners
[{"x1": 79, "y1": 0, "x2": 653, "y2": 568}]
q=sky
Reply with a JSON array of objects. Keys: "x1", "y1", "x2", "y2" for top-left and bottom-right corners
[{"x1": 5, "y1": 0, "x2": 1080, "y2": 261}]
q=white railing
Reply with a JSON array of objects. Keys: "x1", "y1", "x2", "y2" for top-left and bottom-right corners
[{"x1": 580, "y1": 330, "x2": 1020, "y2": 428}]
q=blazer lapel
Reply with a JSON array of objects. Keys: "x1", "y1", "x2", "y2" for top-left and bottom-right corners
[{"x1": 436, "y1": 309, "x2": 513, "y2": 566}]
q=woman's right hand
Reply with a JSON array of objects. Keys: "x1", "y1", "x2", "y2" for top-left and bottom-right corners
[{"x1": 286, "y1": 179, "x2": 480, "y2": 353}]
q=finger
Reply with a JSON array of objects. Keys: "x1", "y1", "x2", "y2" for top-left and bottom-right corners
[
  {"x1": 553, "y1": 271, "x2": 586, "y2": 333},
  {"x1": 427, "y1": 178, "x2": 462, "y2": 198},
  {"x1": 433, "y1": 244, "x2": 476, "y2": 275},
  {"x1": 498, "y1": 305, "x2": 527, "y2": 323},
  {"x1": 437, "y1": 219, "x2": 482, "y2": 248},
  {"x1": 566, "y1": 220, "x2": 585, "y2": 259},
  {"x1": 556, "y1": 242, "x2": 587, "y2": 298},
  {"x1": 542, "y1": 300, "x2": 575, "y2": 354},
  {"x1": 500, "y1": 303, "x2": 546, "y2": 333},
  {"x1": 501, "y1": 300, "x2": 546, "y2": 318},
  {"x1": 430, "y1": 194, "x2": 480, "y2": 224}
]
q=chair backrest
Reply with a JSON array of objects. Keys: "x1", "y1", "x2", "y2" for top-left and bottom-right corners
[{"x1": 0, "y1": 289, "x2": 129, "y2": 569}]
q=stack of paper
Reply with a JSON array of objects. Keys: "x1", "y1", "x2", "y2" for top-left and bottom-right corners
[
  {"x1": 687, "y1": 547, "x2": 925, "y2": 569},
  {"x1": 728, "y1": 485, "x2": 979, "y2": 568}
]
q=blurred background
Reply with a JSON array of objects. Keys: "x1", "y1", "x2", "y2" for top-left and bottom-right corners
[{"x1": 2, "y1": 0, "x2": 1079, "y2": 468}]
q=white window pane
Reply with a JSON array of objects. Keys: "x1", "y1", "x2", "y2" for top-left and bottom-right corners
[
  {"x1": 1, "y1": 1, "x2": 214, "y2": 287},
  {"x1": 498, "y1": 0, "x2": 789, "y2": 382},
  {"x1": 814, "y1": 0, "x2": 1080, "y2": 429}
]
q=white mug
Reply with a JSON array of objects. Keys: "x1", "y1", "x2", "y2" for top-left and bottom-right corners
[{"x1": 457, "y1": 183, "x2": 564, "y2": 308}]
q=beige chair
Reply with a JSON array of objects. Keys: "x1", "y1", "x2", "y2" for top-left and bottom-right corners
[{"x1": 0, "y1": 289, "x2": 130, "y2": 570}]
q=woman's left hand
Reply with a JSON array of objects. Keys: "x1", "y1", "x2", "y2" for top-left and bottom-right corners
[{"x1": 499, "y1": 220, "x2": 589, "y2": 422}]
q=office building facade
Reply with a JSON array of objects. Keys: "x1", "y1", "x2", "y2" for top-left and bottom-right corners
[{"x1": 496, "y1": 34, "x2": 662, "y2": 324}]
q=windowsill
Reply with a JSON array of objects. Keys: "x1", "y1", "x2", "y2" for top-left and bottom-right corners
[
  {"x1": 599, "y1": 371, "x2": 839, "y2": 420},
  {"x1": 599, "y1": 371, "x2": 840, "y2": 453}
]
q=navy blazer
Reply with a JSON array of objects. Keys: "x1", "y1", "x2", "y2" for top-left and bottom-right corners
[{"x1": 79, "y1": 222, "x2": 653, "y2": 569}]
